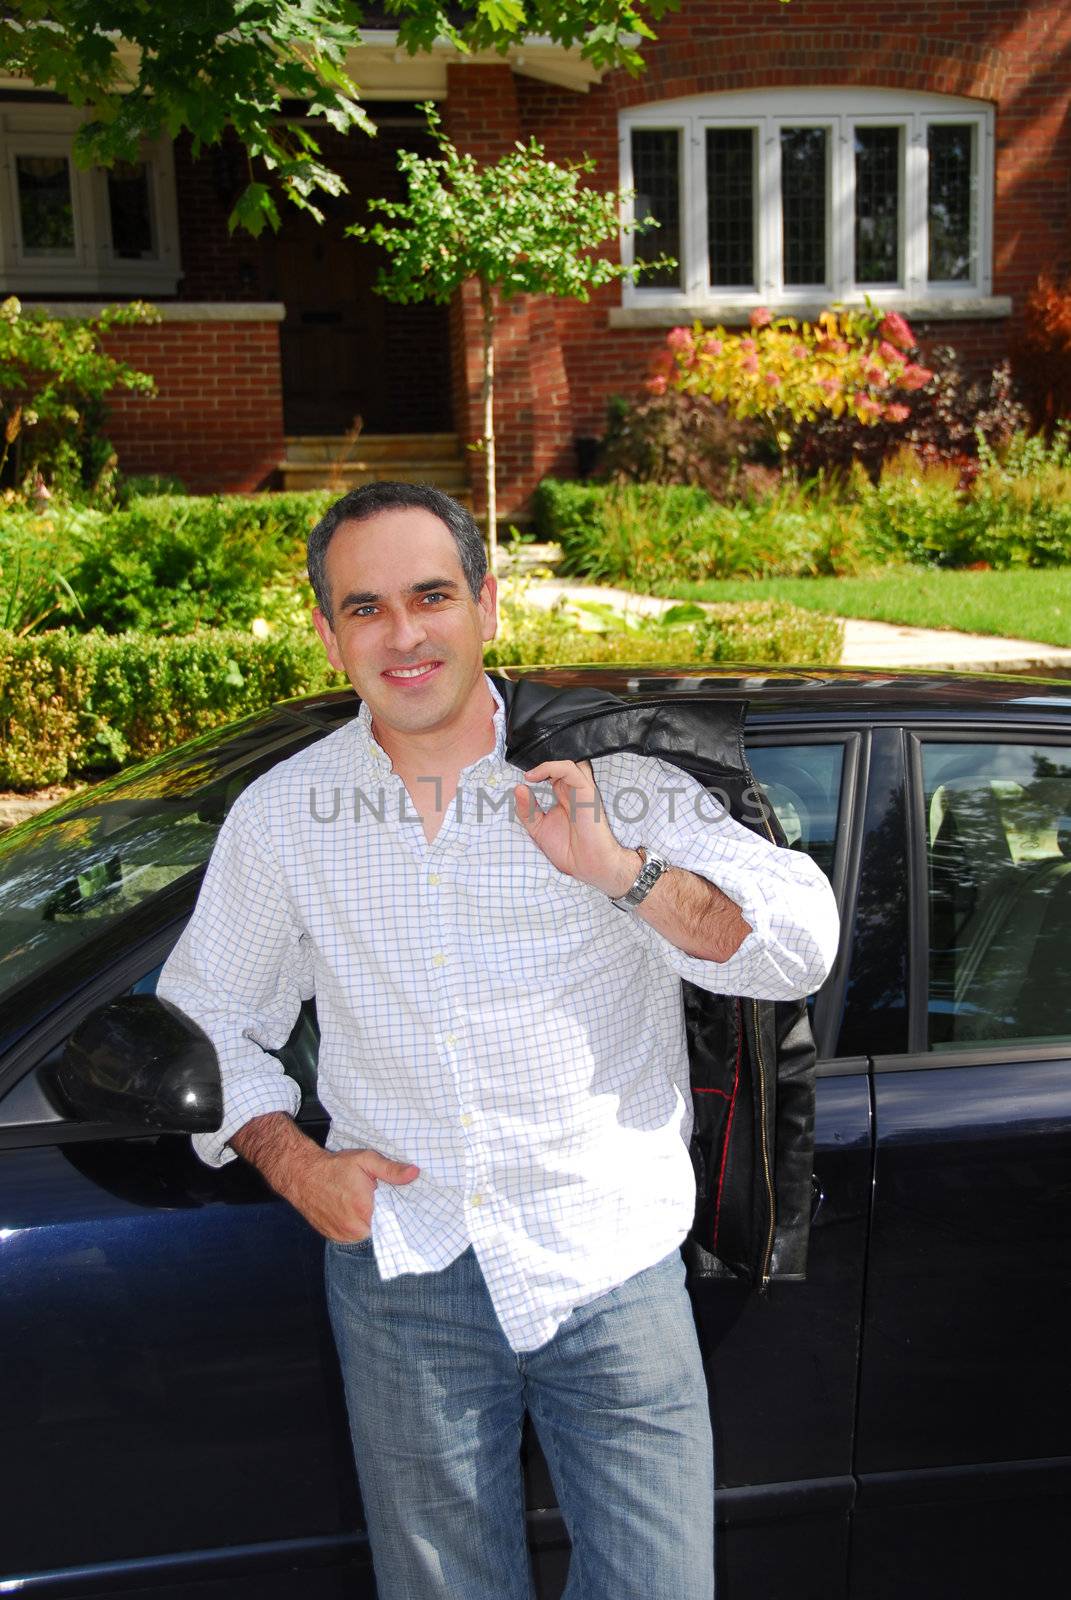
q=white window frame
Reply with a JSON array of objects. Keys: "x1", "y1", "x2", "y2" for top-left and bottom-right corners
[
  {"x1": 619, "y1": 88, "x2": 1000, "y2": 322},
  {"x1": 0, "y1": 102, "x2": 181, "y2": 295}
]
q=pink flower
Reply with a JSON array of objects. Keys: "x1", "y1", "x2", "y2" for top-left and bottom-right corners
[
  {"x1": 742, "y1": 353, "x2": 759, "y2": 375},
  {"x1": 899, "y1": 363, "x2": 934, "y2": 391},
  {"x1": 884, "y1": 402, "x2": 911, "y2": 422},
  {"x1": 739, "y1": 337, "x2": 757, "y2": 354},
  {"x1": 857, "y1": 396, "x2": 883, "y2": 419},
  {"x1": 818, "y1": 377, "x2": 842, "y2": 396},
  {"x1": 878, "y1": 312, "x2": 916, "y2": 352},
  {"x1": 879, "y1": 340, "x2": 903, "y2": 365},
  {"x1": 792, "y1": 343, "x2": 807, "y2": 360},
  {"x1": 646, "y1": 374, "x2": 668, "y2": 396},
  {"x1": 749, "y1": 306, "x2": 773, "y2": 328},
  {"x1": 666, "y1": 325, "x2": 692, "y2": 352},
  {"x1": 763, "y1": 371, "x2": 782, "y2": 387},
  {"x1": 702, "y1": 335, "x2": 723, "y2": 357},
  {"x1": 864, "y1": 363, "x2": 885, "y2": 386}
]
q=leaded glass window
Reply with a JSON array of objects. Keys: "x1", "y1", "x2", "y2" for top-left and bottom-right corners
[
  {"x1": 854, "y1": 126, "x2": 901, "y2": 285},
  {"x1": 631, "y1": 129, "x2": 682, "y2": 289},
  {"x1": 781, "y1": 127, "x2": 827, "y2": 286},
  {"x1": 16, "y1": 155, "x2": 75, "y2": 254},
  {"x1": 107, "y1": 161, "x2": 155, "y2": 259},
  {"x1": 927, "y1": 124, "x2": 974, "y2": 282},
  {"x1": 706, "y1": 128, "x2": 755, "y2": 288}
]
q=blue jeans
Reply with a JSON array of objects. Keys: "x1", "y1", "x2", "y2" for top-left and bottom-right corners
[{"x1": 324, "y1": 1241, "x2": 714, "y2": 1600}]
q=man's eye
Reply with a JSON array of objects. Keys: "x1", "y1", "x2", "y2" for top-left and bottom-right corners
[{"x1": 421, "y1": 592, "x2": 447, "y2": 604}]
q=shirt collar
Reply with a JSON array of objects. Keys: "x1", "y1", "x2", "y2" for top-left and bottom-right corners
[{"x1": 352, "y1": 673, "x2": 506, "y2": 776}]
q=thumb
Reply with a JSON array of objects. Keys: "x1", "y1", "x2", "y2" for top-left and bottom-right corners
[
  {"x1": 361, "y1": 1150, "x2": 420, "y2": 1185},
  {"x1": 514, "y1": 782, "x2": 542, "y2": 834}
]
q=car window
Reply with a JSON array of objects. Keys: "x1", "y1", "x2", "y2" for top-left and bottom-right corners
[
  {"x1": 922, "y1": 740, "x2": 1071, "y2": 1049},
  {"x1": 0, "y1": 714, "x2": 326, "y2": 1003},
  {"x1": 747, "y1": 742, "x2": 845, "y2": 881}
]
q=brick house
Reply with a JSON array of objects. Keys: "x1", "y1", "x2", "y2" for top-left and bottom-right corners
[{"x1": 2, "y1": 1, "x2": 1068, "y2": 512}]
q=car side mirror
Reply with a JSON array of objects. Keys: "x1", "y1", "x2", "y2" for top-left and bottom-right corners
[{"x1": 51, "y1": 995, "x2": 223, "y2": 1133}]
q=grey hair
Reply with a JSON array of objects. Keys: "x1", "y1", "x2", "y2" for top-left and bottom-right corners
[{"x1": 306, "y1": 482, "x2": 488, "y2": 622}]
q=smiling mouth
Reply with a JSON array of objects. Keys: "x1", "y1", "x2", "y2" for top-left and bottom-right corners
[{"x1": 382, "y1": 661, "x2": 442, "y2": 684}]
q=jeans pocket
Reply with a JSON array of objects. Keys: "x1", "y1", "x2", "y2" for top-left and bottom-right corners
[{"x1": 330, "y1": 1235, "x2": 374, "y2": 1257}]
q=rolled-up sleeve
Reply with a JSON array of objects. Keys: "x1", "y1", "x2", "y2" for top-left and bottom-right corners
[
  {"x1": 157, "y1": 786, "x2": 313, "y2": 1168},
  {"x1": 594, "y1": 752, "x2": 841, "y2": 1002}
]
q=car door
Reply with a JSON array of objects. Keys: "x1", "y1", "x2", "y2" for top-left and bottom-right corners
[
  {"x1": 0, "y1": 942, "x2": 374, "y2": 1599},
  {"x1": 680, "y1": 724, "x2": 874, "y2": 1600},
  {"x1": 851, "y1": 725, "x2": 1071, "y2": 1599}
]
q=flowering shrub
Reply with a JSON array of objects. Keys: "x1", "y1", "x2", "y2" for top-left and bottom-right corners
[
  {"x1": 790, "y1": 346, "x2": 1028, "y2": 483},
  {"x1": 597, "y1": 389, "x2": 759, "y2": 497},
  {"x1": 0, "y1": 296, "x2": 158, "y2": 501},
  {"x1": 656, "y1": 305, "x2": 931, "y2": 465},
  {"x1": 1014, "y1": 275, "x2": 1071, "y2": 429}
]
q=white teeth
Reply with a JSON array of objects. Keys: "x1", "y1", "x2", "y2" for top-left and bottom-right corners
[{"x1": 387, "y1": 664, "x2": 435, "y2": 679}]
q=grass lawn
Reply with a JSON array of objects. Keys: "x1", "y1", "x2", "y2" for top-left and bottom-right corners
[{"x1": 655, "y1": 567, "x2": 1071, "y2": 648}]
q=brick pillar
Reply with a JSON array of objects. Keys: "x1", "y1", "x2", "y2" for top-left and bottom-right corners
[{"x1": 444, "y1": 64, "x2": 576, "y2": 520}]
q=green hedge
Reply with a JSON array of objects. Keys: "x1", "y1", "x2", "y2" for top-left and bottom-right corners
[
  {"x1": 0, "y1": 597, "x2": 842, "y2": 790},
  {"x1": 0, "y1": 628, "x2": 339, "y2": 789}
]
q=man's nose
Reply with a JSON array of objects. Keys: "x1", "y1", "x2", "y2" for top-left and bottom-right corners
[{"x1": 386, "y1": 608, "x2": 429, "y2": 653}]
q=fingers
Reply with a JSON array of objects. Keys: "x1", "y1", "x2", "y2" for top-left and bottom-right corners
[{"x1": 523, "y1": 760, "x2": 594, "y2": 790}]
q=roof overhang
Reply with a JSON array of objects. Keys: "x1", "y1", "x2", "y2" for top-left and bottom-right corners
[{"x1": 0, "y1": 30, "x2": 603, "y2": 99}]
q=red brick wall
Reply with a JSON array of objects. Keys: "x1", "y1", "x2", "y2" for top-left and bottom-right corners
[
  {"x1": 440, "y1": 0, "x2": 1071, "y2": 511},
  {"x1": 102, "y1": 319, "x2": 284, "y2": 493}
]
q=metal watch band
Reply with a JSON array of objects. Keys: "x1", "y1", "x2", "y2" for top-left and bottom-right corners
[{"x1": 611, "y1": 847, "x2": 670, "y2": 909}]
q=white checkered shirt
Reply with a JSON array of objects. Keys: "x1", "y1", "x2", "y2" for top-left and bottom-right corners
[{"x1": 158, "y1": 677, "x2": 839, "y2": 1350}]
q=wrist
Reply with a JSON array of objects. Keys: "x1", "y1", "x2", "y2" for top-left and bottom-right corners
[{"x1": 593, "y1": 846, "x2": 643, "y2": 900}]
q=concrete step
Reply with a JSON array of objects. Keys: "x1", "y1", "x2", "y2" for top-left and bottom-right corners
[
  {"x1": 280, "y1": 462, "x2": 469, "y2": 491},
  {"x1": 283, "y1": 433, "x2": 462, "y2": 464}
]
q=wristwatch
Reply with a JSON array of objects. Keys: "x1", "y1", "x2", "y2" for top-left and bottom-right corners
[{"x1": 611, "y1": 847, "x2": 670, "y2": 910}]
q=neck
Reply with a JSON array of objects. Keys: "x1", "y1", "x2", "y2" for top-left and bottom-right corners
[{"x1": 371, "y1": 675, "x2": 497, "y2": 779}]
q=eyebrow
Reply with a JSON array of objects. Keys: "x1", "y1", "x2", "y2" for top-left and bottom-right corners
[{"x1": 338, "y1": 577, "x2": 460, "y2": 611}]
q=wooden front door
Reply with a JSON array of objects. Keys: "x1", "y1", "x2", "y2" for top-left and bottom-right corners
[{"x1": 263, "y1": 117, "x2": 452, "y2": 436}]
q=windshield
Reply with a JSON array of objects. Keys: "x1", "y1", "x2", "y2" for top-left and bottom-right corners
[{"x1": 0, "y1": 710, "x2": 330, "y2": 1003}]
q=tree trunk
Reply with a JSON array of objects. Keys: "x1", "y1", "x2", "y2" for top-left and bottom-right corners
[{"x1": 479, "y1": 279, "x2": 497, "y2": 576}]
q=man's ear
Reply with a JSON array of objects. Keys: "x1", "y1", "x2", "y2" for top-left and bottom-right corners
[
  {"x1": 478, "y1": 573, "x2": 498, "y2": 644},
  {"x1": 312, "y1": 606, "x2": 344, "y2": 674}
]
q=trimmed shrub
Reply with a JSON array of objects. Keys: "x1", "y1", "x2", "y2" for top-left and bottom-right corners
[
  {"x1": 1014, "y1": 275, "x2": 1071, "y2": 430},
  {"x1": 0, "y1": 628, "x2": 338, "y2": 788},
  {"x1": 0, "y1": 597, "x2": 843, "y2": 790}
]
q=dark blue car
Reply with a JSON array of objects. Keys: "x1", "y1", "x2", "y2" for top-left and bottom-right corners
[{"x1": 1, "y1": 666, "x2": 1068, "y2": 1599}]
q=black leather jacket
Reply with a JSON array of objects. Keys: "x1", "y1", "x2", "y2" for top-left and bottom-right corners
[{"x1": 493, "y1": 673, "x2": 820, "y2": 1288}]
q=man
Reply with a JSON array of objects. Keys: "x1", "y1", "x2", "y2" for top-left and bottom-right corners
[{"x1": 158, "y1": 482, "x2": 839, "y2": 1600}]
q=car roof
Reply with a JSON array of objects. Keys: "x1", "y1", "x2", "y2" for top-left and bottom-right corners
[{"x1": 282, "y1": 664, "x2": 1071, "y2": 728}]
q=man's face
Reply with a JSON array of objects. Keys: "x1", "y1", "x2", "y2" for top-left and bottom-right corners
[{"x1": 311, "y1": 507, "x2": 497, "y2": 738}]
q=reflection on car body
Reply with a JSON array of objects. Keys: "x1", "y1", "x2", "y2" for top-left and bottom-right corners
[{"x1": 0, "y1": 666, "x2": 1068, "y2": 1600}]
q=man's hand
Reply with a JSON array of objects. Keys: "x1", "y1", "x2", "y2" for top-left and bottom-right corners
[
  {"x1": 515, "y1": 759, "x2": 640, "y2": 898},
  {"x1": 230, "y1": 1113, "x2": 419, "y2": 1243}
]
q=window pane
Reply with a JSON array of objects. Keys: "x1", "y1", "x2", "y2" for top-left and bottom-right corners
[
  {"x1": 108, "y1": 160, "x2": 154, "y2": 258},
  {"x1": 747, "y1": 743, "x2": 844, "y2": 884},
  {"x1": 631, "y1": 129, "x2": 681, "y2": 289},
  {"x1": 854, "y1": 126, "x2": 900, "y2": 284},
  {"x1": 923, "y1": 741, "x2": 1071, "y2": 1048},
  {"x1": 927, "y1": 124, "x2": 974, "y2": 282},
  {"x1": 16, "y1": 155, "x2": 75, "y2": 255},
  {"x1": 781, "y1": 127, "x2": 827, "y2": 286},
  {"x1": 706, "y1": 127, "x2": 755, "y2": 288}
]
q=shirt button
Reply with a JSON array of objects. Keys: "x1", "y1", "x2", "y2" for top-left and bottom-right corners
[
  {"x1": 460, "y1": 1112, "x2": 473, "y2": 1128},
  {"x1": 428, "y1": 873, "x2": 441, "y2": 887},
  {"x1": 486, "y1": 773, "x2": 500, "y2": 788},
  {"x1": 469, "y1": 1192, "x2": 485, "y2": 1207},
  {"x1": 432, "y1": 952, "x2": 446, "y2": 967},
  {"x1": 445, "y1": 1032, "x2": 458, "y2": 1046}
]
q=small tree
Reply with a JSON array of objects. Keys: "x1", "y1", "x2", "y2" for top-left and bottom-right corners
[{"x1": 349, "y1": 106, "x2": 665, "y2": 572}]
